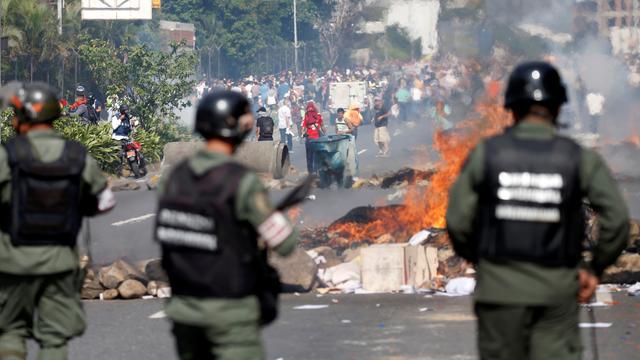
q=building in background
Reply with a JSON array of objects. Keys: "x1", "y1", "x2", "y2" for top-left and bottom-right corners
[
  {"x1": 574, "y1": 0, "x2": 640, "y2": 54},
  {"x1": 159, "y1": 20, "x2": 196, "y2": 52}
]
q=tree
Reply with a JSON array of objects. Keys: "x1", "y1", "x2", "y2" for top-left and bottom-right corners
[
  {"x1": 315, "y1": 0, "x2": 364, "y2": 67},
  {"x1": 79, "y1": 39, "x2": 197, "y2": 142},
  {"x1": 5, "y1": 0, "x2": 60, "y2": 81},
  {"x1": 162, "y1": 0, "x2": 321, "y2": 76}
]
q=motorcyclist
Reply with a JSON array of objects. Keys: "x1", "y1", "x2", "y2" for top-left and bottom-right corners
[{"x1": 112, "y1": 104, "x2": 132, "y2": 140}]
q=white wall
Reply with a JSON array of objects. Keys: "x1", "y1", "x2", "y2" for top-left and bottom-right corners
[{"x1": 384, "y1": 0, "x2": 441, "y2": 56}]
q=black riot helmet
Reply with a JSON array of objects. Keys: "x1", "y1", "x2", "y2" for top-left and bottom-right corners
[
  {"x1": 119, "y1": 104, "x2": 129, "y2": 114},
  {"x1": 195, "y1": 91, "x2": 252, "y2": 144},
  {"x1": 504, "y1": 61, "x2": 568, "y2": 111},
  {"x1": 0, "y1": 82, "x2": 61, "y2": 125}
]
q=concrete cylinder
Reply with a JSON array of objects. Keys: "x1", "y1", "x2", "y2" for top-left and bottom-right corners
[
  {"x1": 235, "y1": 141, "x2": 290, "y2": 179},
  {"x1": 162, "y1": 141, "x2": 290, "y2": 179}
]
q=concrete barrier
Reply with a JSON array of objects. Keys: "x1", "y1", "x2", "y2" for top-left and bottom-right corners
[{"x1": 161, "y1": 141, "x2": 290, "y2": 179}]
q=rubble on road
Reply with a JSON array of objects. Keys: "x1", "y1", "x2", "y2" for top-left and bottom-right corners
[
  {"x1": 81, "y1": 208, "x2": 640, "y2": 299},
  {"x1": 269, "y1": 247, "x2": 318, "y2": 292},
  {"x1": 602, "y1": 253, "x2": 640, "y2": 284},
  {"x1": 81, "y1": 258, "x2": 171, "y2": 301},
  {"x1": 110, "y1": 178, "x2": 141, "y2": 192}
]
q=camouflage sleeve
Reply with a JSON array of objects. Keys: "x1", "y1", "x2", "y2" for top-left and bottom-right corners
[
  {"x1": 82, "y1": 154, "x2": 108, "y2": 195},
  {"x1": 81, "y1": 154, "x2": 116, "y2": 214},
  {"x1": 580, "y1": 148, "x2": 630, "y2": 277},
  {"x1": 235, "y1": 172, "x2": 298, "y2": 257}
]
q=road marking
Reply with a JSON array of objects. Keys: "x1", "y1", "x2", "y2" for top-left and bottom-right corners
[
  {"x1": 293, "y1": 304, "x2": 329, "y2": 310},
  {"x1": 149, "y1": 310, "x2": 166, "y2": 319},
  {"x1": 111, "y1": 213, "x2": 156, "y2": 227},
  {"x1": 358, "y1": 149, "x2": 367, "y2": 155}
]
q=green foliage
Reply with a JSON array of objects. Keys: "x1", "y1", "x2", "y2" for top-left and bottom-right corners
[
  {"x1": 493, "y1": 25, "x2": 549, "y2": 58},
  {"x1": 4, "y1": 0, "x2": 59, "y2": 80},
  {"x1": 379, "y1": 25, "x2": 422, "y2": 61},
  {"x1": 162, "y1": 0, "x2": 323, "y2": 76},
  {"x1": 78, "y1": 38, "x2": 196, "y2": 149},
  {"x1": 1, "y1": 113, "x2": 120, "y2": 172},
  {"x1": 52, "y1": 118, "x2": 121, "y2": 172},
  {"x1": 0, "y1": 109, "x2": 15, "y2": 144},
  {"x1": 132, "y1": 127, "x2": 162, "y2": 163}
]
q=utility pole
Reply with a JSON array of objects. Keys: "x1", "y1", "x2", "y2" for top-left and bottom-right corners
[
  {"x1": 215, "y1": 44, "x2": 222, "y2": 79},
  {"x1": 57, "y1": 0, "x2": 63, "y2": 35},
  {"x1": 1, "y1": 0, "x2": 3, "y2": 86},
  {"x1": 293, "y1": 0, "x2": 299, "y2": 73}
]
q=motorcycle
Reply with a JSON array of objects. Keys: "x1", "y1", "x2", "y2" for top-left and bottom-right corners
[{"x1": 118, "y1": 137, "x2": 147, "y2": 178}]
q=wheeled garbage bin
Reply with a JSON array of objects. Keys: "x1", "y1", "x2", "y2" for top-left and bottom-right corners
[{"x1": 308, "y1": 135, "x2": 358, "y2": 188}]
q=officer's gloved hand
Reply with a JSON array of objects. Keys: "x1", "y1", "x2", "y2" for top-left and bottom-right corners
[{"x1": 577, "y1": 269, "x2": 598, "y2": 304}]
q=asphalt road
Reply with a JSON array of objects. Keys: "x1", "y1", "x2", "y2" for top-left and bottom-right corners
[
  {"x1": 24, "y1": 292, "x2": 640, "y2": 360},
  {"x1": 88, "y1": 122, "x2": 640, "y2": 266},
  {"x1": 35, "y1": 121, "x2": 640, "y2": 360},
  {"x1": 85, "y1": 121, "x2": 437, "y2": 265}
]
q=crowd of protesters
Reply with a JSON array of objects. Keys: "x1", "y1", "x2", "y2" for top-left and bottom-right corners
[
  {"x1": 195, "y1": 54, "x2": 515, "y2": 154},
  {"x1": 189, "y1": 54, "x2": 526, "y2": 177}
]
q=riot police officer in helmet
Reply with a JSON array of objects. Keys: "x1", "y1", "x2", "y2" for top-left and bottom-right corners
[
  {"x1": 446, "y1": 62, "x2": 629, "y2": 360},
  {"x1": 155, "y1": 90, "x2": 298, "y2": 360},
  {"x1": 0, "y1": 82, "x2": 116, "y2": 360}
]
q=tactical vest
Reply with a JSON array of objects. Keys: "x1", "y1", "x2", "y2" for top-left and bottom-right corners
[
  {"x1": 154, "y1": 160, "x2": 260, "y2": 298},
  {"x1": 5, "y1": 136, "x2": 86, "y2": 246},
  {"x1": 475, "y1": 130, "x2": 585, "y2": 267}
]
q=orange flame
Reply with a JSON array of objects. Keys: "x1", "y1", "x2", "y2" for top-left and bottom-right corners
[{"x1": 328, "y1": 101, "x2": 512, "y2": 246}]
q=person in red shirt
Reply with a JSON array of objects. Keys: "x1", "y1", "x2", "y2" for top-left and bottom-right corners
[{"x1": 301, "y1": 101, "x2": 325, "y2": 174}]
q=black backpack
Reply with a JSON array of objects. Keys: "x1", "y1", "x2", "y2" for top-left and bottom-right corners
[
  {"x1": 4, "y1": 136, "x2": 86, "y2": 246},
  {"x1": 86, "y1": 102, "x2": 99, "y2": 124}
]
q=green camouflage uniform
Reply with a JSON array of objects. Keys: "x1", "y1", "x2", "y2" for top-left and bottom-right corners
[
  {"x1": 158, "y1": 149, "x2": 298, "y2": 360},
  {"x1": 0, "y1": 129, "x2": 108, "y2": 360},
  {"x1": 446, "y1": 122, "x2": 630, "y2": 360}
]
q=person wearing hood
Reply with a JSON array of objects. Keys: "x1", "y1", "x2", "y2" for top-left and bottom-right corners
[
  {"x1": 344, "y1": 103, "x2": 363, "y2": 140},
  {"x1": 301, "y1": 101, "x2": 325, "y2": 174},
  {"x1": 255, "y1": 107, "x2": 274, "y2": 141}
]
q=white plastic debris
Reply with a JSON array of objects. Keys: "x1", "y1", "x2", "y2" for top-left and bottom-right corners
[
  {"x1": 313, "y1": 256, "x2": 327, "y2": 265},
  {"x1": 293, "y1": 305, "x2": 329, "y2": 310},
  {"x1": 322, "y1": 261, "x2": 361, "y2": 286},
  {"x1": 627, "y1": 282, "x2": 640, "y2": 296},
  {"x1": 444, "y1": 277, "x2": 476, "y2": 296},
  {"x1": 337, "y1": 280, "x2": 362, "y2": 293},
  {"x1": 408, "y1": 230, "x2": 432, "y2": 246},
  {"x1": 579, "y1": 323, "x2": 612, "y2": 328},
  {"x1": 142, "y1": 295, "x2": 154, "y2": 300},
  {"x1": 157, "y1": 287, "x2": 172, "y2": 299},
  {"x1": 387, "y1": 189, "x2": 407, "y2": 202},
  {"x1": 341, "y1": 319, "x2": 351, "y2": 324},
  {"x1": 419, "y1": 307, "x2": 433, "y2": 312}
]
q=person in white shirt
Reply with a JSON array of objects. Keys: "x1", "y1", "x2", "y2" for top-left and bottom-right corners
[
  {"x1": 586, "y1": 92, "x2": 605, "y2": 134},
  {"x1": 277, "y1": 100, "x2": 294, "y2": 153}
]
